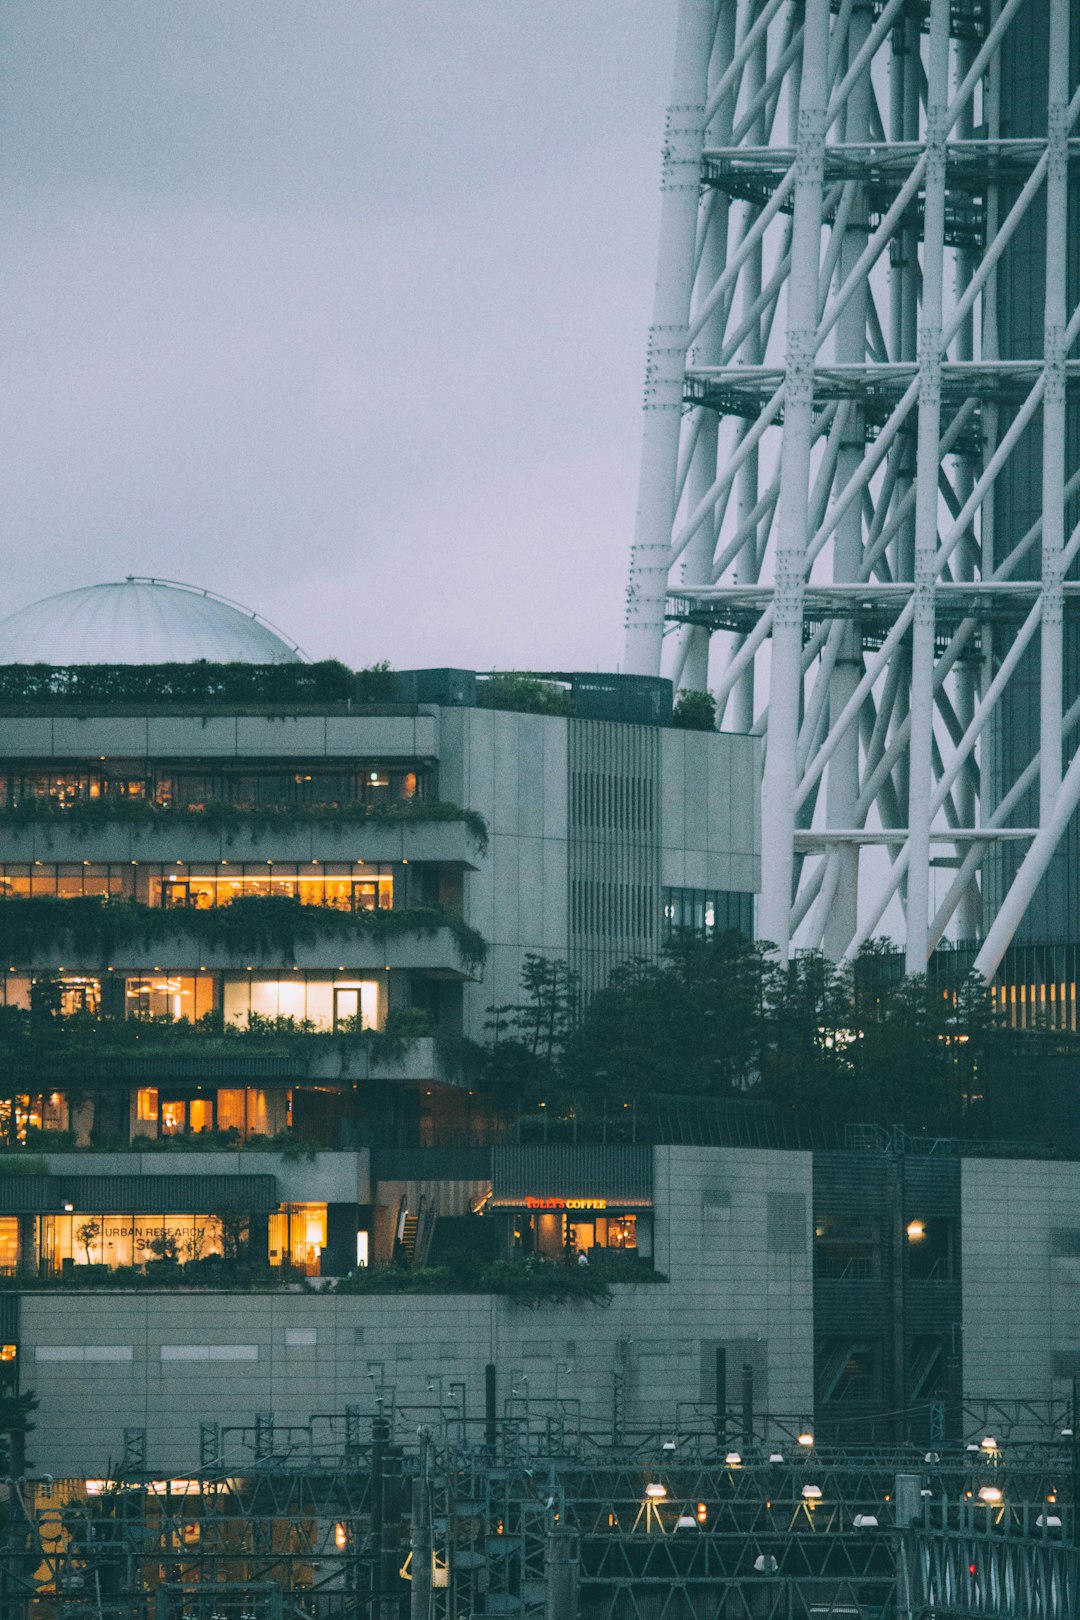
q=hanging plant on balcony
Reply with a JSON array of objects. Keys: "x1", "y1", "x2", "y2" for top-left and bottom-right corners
[
  {"x1": 0, "y1": 896, "x2": 486, "y2": 974},
  {"x1": 0, "y1": 797, "x2": 489, "y2": 854}
]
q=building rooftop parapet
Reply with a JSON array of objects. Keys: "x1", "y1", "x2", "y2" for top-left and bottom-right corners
[{"x1": 0, "y1": 661, "x2": 676, "y2": 726}]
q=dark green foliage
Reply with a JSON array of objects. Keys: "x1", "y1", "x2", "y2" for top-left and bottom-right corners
[
  {"x1": 484, "y1": 934, "x2": 999, "y2": 1138},
  {"x1": 0, "y1": 1385, "x2": 37, "y2": 1473},
  {"x1": 0, "y1": 894, "x2": 486, "y2": 974},
  {"x1": 672, "y1": 688, "x2": 717, "y2": 730},
  {"x1": 0, "y1": 659, "x2": 395, "y2": 707},
  {"x1": 465, "y1": 956, "x2": 580, "y2": 1105},
  {"x1": 1, "y1": 797, "x2": 489, "y2": 853},
  {"x1": 330, "y1": 1255, "x2": 652, "y2": 1305},
  {"x1": 0, "y1": 1003, "x2": 433, "y2": 1068},
  {"x1": 476, "y1": 673, "x2": 572, "y2": 715},
  {"x1": 0, "y1": 1156, "x2": 48, "y2": 1176}
]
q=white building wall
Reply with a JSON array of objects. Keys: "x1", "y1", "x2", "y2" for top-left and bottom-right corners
[
  {"x1": 962, "y1": 1156, "x2": 1080, "y2": 1403},
  {"x1": 439, "y1": 707, "x2": 570, "y2": 1037},
  {"x1": 20, "y1": 1147, "x2": 814, "y2": 1473},
  {"x1": 659, "y1": 729, "x2": 761, "y2": 894}
]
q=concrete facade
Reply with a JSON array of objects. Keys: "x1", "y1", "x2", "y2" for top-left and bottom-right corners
[
  {"x1": 18, "y1": 1146, "x2": 813, "y2": 1475},
  {"x1": 0, "y1": 684, "x2": 761, "y2": 1044},
  {"x1": 961, "y1": 1155, "x2": 1080, "y2": 1403}
]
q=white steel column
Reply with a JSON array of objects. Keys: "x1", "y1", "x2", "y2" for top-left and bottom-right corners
[
  {"x1": 1038, "y1": 0, "x2": 1070, "y2": 818},
  {"x1": 624, "y1": 0, "x2": 714, "y2": 675},
  {"x1": 903, "y1": 0, "x2": 950, "y2": 973},
  {"x1": 757, "y1": 0, "x2": 830, "y2": 954},
  {"x1": 626, "y1": 0, "x2": 1078, "y2": 974}
]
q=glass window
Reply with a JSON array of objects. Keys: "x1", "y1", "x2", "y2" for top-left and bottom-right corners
[
  {"x1": 269, "y1": 1203, "x2": 327, "y2": 1275},
  {"x1": 814, "y1": 1216, "x2": 882, "y2": 1280},
  {"x1": 37, "y1": 1214, "x2": 229, "y2": 1273},
  {"x1": 662, "y1": 887, "x2": 754, "y2": 940},
  {"x1": 124, "y1": 976, "x2": 212, "y2": 1021},
  {"x1": 51, "y1": 977, "x2": 101, "y2": 1017},
  {"x1": 0, "y1": 1218, "x2": 18, "y2": 1274},
  {"x1": 56, "y1": 865, "x2": 84, "y2": 899}
]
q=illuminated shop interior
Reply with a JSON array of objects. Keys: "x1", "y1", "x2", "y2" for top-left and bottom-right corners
[
  {"x1": 0, "y1": 970, "x2": 385, "y2": 1030},
  {"x1": 501, "y1": 1200, "x2": 653, "y2": 1261},
  {"x1": 0, "y1": 861, "x2": 395, "y2": 909},
  {"x1": 0, "y1": 1076, "x2": 483, "y2": 1151},
  {"x1": 27, "y1": 1202, "x2": 331, "y2": 1277},
  {"x1": 0, "y1": 761, "x2": 428, "y2": 810}
]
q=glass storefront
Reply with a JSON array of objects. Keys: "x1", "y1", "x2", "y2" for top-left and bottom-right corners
[
  {"x1": 508, "y1": 1206, "x2": 651, "y2": 1261},
  {"x1": 35, "y1": 1204, "x2": 327, "y2": 1275},
  {"x1": 0, "y1": 1218, "x2": 19, "y2": 1275},
  {"x1": 133, "y1": 1085, "x2": 347, "y2": 1145},
  {"x1": 268, "y1": 1203, "x2": 328, "y2": 1275},
  {"x1": 40, "y1": 1214, "x2": 232, "y2": 1271},
  {"x1": 1, "y1": 971, "x2": 383, "y2": 1031},
  {"x1": 0, "y1": 861, "x2": 394, "y2": 910},
  {"x1": 0, "y1": 762, "x2": 429, "y2": 810},
  {"x1": 0, "y1": 1092, "x2": 69, "y2": 1144}
]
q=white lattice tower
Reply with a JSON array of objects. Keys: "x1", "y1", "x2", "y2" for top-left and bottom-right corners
[{"x1": 624, "y1": 0, "x2": 1079, "y2": 975}]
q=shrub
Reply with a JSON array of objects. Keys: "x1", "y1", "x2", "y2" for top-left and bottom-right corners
[
  {"x1": 476, "y1": 673, "x2": 571, "y2": 716},
  {"x1": 672, "y1": 689, "x2": 717, "y2": 731}
]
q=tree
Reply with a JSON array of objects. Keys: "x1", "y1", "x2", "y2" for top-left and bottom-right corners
[
  {"x1": 672, "y1": 689, "x2": 717, "y2": 730},
  {"x1": 479, "y1": 956, "x2": 580, "y2": 1105},
  {"x1": 75, "y1": 1220, "x2": 100, "y2": 1264},
  {"x1": 478, "y1": 936, "x2": 1001, "y2": 1140}
]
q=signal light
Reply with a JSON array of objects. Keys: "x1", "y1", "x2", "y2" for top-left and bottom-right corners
[{"x1": 969, "y1": 1564, "x2": 978, "y2": 1576}]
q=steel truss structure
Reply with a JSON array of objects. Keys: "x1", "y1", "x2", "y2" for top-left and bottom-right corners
[
  {"x1": 623, "y1": 0, "x2": 1080, "y2": 973},
  {"x1": 2, "y1": 1400, "x2": 1079, "y2": 1619}
]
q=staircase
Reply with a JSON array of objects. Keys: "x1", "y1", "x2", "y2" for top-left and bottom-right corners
[{"x1": 397, "y1": 1194, "x2": 438, "y2": 1268}]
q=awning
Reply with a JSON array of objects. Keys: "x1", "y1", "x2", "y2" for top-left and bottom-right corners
[{"x1": 491, "y1": 1145, "x2": 652, "y2": 1209}]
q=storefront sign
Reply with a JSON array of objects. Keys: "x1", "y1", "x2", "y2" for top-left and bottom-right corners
[{"x1": 523, "y1": 1197, "x2": 608, "y2": 1211}]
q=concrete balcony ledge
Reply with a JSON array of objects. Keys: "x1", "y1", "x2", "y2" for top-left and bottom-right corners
[
  {"x1": 306, "y1": 1035, "x2": 445, "y2": 1083},
  {"x1": 0, "y1": 1036, "x2": 446, "y2": 1087},
  {"x1": 0, "y1": 711, "x2": 440, "y2": 760},
  {"x1": 0, "y1": 816, "x2": 483, "y2": 868},
  {"x1": 6, "y1": 923, "x2": 481, "y2": 977},
  {"x1": 41, "y1": 1147, "x2": 371, "y2": 1204}
]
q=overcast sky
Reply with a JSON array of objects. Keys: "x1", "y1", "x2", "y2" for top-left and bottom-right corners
[{"x1": 0, "y1": 2, "x2": 677, "y2": 671}]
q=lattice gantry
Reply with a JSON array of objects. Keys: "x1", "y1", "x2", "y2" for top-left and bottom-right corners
[{"x1": 624, "y1": 0, "x2": 1080, "y2": 972}]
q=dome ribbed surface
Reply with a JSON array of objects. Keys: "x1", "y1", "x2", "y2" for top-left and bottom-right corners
[{"x1": 0, "y1": 579, "x2": 303, "y2": 665}]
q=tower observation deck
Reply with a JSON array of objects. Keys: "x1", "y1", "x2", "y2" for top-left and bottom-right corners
[{"x1": 624, "y1": 0, "x2": 1080, "y2": 976}]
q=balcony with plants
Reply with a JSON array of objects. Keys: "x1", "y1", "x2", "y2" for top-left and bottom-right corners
[
  {"x1": 0, "y1": 893, "x2": 486, "y2": 977},
  {"x1": 0, "y1": 797, "x2": 488, "y2": 866}
]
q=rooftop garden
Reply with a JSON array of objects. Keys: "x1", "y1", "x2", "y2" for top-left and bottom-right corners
[
  {"x1": 0, "y1": 660, "x2": 673, "y2": 724},
  {"x1": 0, "y1": 894, "x2": 486, "y2": 974},
  {"x1": 0, "y1": 658, "x2": 394, "y2": 707}
]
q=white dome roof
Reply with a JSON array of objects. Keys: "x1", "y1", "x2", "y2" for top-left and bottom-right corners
[{"x1": 0, "y1": 578, "x2": 305, "y2": 665}]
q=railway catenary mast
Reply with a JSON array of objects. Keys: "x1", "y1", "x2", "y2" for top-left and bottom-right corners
[{"x1": 624, "y1": 0, "x2": 1079, "y2": 975}]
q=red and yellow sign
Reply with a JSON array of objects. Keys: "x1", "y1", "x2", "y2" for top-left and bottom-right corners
[{"x1": 524, "y1": 1197, "x2": 608, "y2": 1211}]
